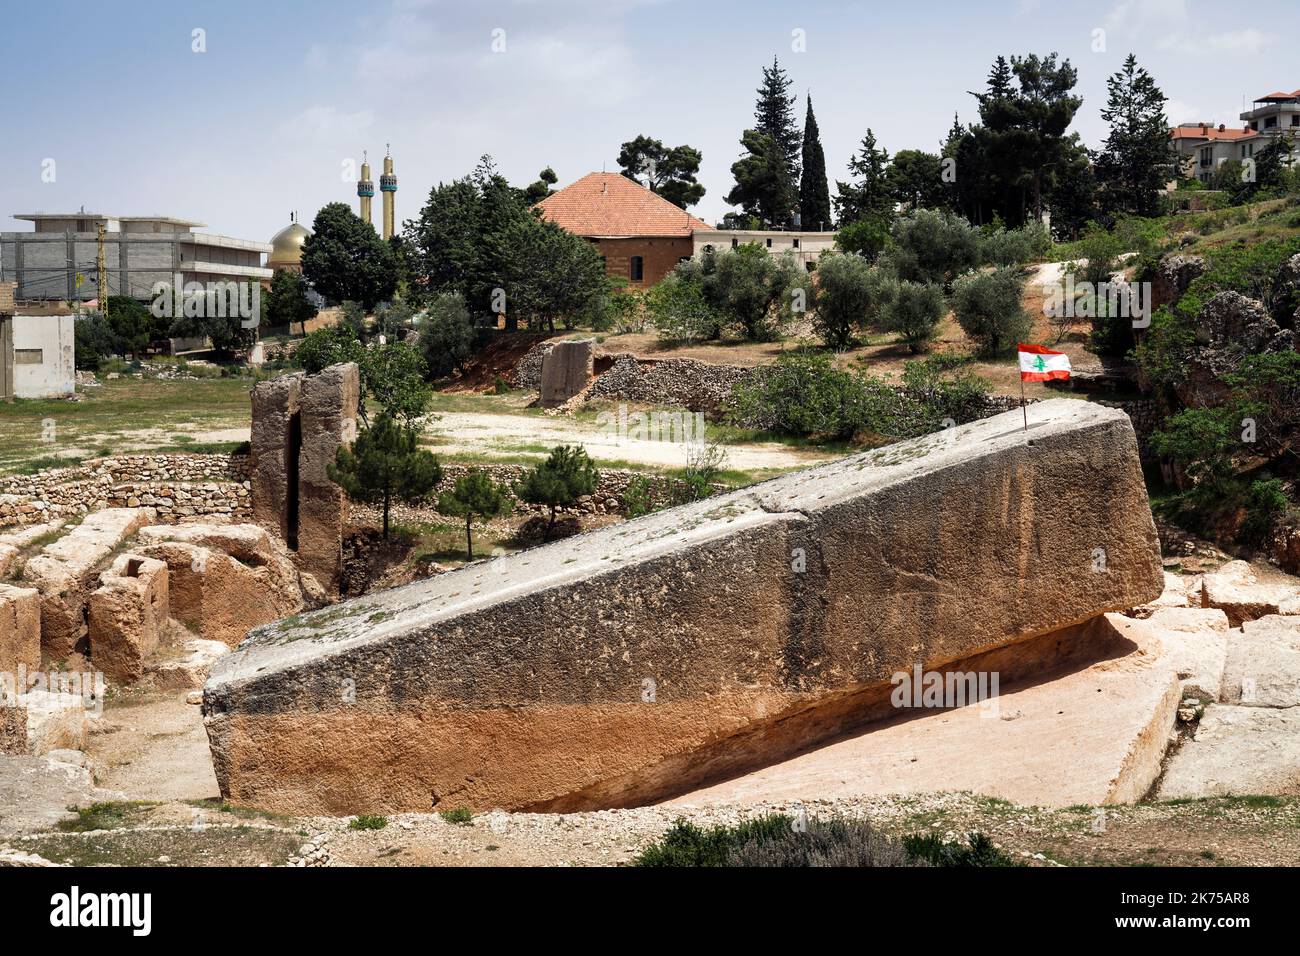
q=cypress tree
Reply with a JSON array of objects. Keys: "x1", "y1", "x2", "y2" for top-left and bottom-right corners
[{"x1": 799, "y1": 95, "x2": 832, "y2": 231}]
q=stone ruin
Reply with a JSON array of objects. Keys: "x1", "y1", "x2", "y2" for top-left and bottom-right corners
[
  {"x1": 538, "y1": 340, "x2": 594, "y2": 407},
  {"x1": 203, "y1": 399, "x2": 1168, "y2": 815},
  {"x1": 0, "y1": 363, "x2": 360, "y2": 760},
  {"x1": 250, "y1": 363, "x2": 359, "y2": 593}
]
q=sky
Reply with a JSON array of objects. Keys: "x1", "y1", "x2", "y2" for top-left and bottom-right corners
[{"x1": 0, "y1": 0, "x2": 1290, "y2": 242}]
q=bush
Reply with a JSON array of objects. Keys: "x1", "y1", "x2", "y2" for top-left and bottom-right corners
[
  {"x1": 979, "y1": 222, "x2": 1051, "y2": 267},
  {"x1": 729, "y1": 351, "x2": 868, "y2": 440},
  {"x1": 438, "y1": 808, "x2": 473, "y2": 825},
  {"x1": 624, "y1": 474, "x2": 657, "y2": 518},
  {"x1": 901, "y1": 831, "x2": 1016, "y2": 867},
  {"x1": 674, "y1": 443, "x2": 728, "y2": 503},
  {"x1": 634, "y1": 814, "x2": 1016, "y2": 867},
  {"x1": 835, "y1": 215, "x2": 891, "y2": 261},
  {"x1": 647, "y1": 273, "x2": 720, "y2": 344},
  {"x1": 362, "y1": 340, "x2": 431, "y2": 423},
  {"x1": 887, "y1": 209, "x2": 981, "y2": 286},
  {"x1": 74, "y1": 315, "x2": 116, "y2": 370},
  {"x1": 349, "y1": 814, "x2": 388, "y2": 831},
  {"x1": 1240, "y1": 477, "x2": 1291, "y2": 546},
  {"x1": 950, "y1": 267, "x2": 1031, "y2": 357},
  {"x1": 1066, "y1": 223, "x2": 1125, "y2": 287},
  {"x1": 882, "y1": 280, "x2": 945, "y2": 353},
  {"x1": 808, "y1": 251, "x2": 876, "y2": 350},
  {"x1": 296, "y1": 323, "x2": 365, "y2": 375},
  {"x1": 419, "y1": 292, "x2": 476, "y2": 379},
  {"x1": 601, "y1": 278, "x2": 645, "y2": 334},
  {"x1": 711, "y1": 245, "x2": 798, "y2": 341}
]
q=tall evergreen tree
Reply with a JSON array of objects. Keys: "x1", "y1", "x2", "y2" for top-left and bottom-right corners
[
  {"x1": 798, "y1": 95, "x2": 832, "y2": 230},
  {"x1": 834, "y1": 129, "x2": 893, "y2": 225},
  {"x1": 726, "y1": 130, "x2": 797, "y2": 227},
  {"x1": 754, "y1": 57, "x2": 801, "y2": 192},
  {"x1": 1093, "y1": 54, "x2": 1171, "y2": 218}
]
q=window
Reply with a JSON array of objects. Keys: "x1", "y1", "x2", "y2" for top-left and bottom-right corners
[
  {"x1": 14, "y1": 349, "x2": 43, "y2": 365},
  {"x1": 1265, "y1": 116, "x2": 1277, "y2": 129},
  {"x1": 629, "y1": 256, "x2": 643, "y2": 281},
  {"x1": 1292, "y1": 115, "x2": 1299, "y2": 127},
  {"x1": 731, "y1": 237, "x2": 738, "y2": 249},
  {"x1": 792, "y1": 238, "x2": 800, "y2": 249},
  {"x1": 765, "y1": 237, "x2": 772, "y2": 248}
]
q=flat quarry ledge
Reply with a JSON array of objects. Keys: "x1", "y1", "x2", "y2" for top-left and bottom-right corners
[{"x1": 204, "y1": 399, "x2": 1164, "y2": 815}]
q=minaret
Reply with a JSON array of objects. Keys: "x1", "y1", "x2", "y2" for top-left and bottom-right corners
[
  {"x1": 380, "y1": 144, "x2": 397, "y2": 240},
  {"x1": 357, "y1": 151, "x2": 374, "y2": 229}
]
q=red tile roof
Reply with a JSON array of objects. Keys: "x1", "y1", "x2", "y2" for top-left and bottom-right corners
[
  {"x1": 536, "y1": 172, "x2": 711, "y2": 238},
  {"x1": 1170, "y1": 124, "x2": 1258, "y2": 141}
]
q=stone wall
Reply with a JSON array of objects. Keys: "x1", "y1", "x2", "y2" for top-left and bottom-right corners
[{"x1": 0, "y1": 455, "x2": 250, "y2": 527}]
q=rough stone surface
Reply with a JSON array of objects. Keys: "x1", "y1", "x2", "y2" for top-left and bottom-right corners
[
  {"x1": 1200, "y1": 559, "x2": 1299, "y2": 626},
  {"x1": 0, "y1": 754, "x2": 125, "y2": 835},
  {"x1": 250, "y1": 364, "x2": 359, "y2": 592},
  {"x1": 1176, "y1": 292, "x2": 1297, "y2": 410},
  {"x1": 0, "y1": 583, "x2": 41, "y2": 677},
  {"x1": 539, "y1": 340, "x2": 594, "y2": 407},
  {"x1": 1143, "y1": 607, "x2": 1229, "y2": 701},
  {"x1": 142, "y1": 639, "x2": 231, "y2": 691},
  {"x1": 668, "y1": 613, "x2": 1180, "y2": 809},
  {"x1": 8, "y1": 689, "x2": 88, "y2": 756},
  {"x1": 1158, "y1": 705, "x2": 1300, "y2": 799},
  {"x1": 1151, "y1": 253, "x2": 1205, "y2": 312},
  {"x1": 24, "y1": 508, "x2": 156, "y2": 660},
  {"x1": 87, "y1": 554, "x2": 170, "y2": 684},
  {"x1": 138, "y1": 541, "x2": 301, "y2": 648},
  {"x1": 204, "y1": 399, "x2": 1163, "y2": 815},
  {"x1": 1222, "y1": 615, "x2": 1300, "y2": 707}
]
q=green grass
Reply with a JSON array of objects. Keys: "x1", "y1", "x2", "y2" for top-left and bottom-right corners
[
  {"x1": 0, "y1": 376, "x2": 252, "y2": 475},
  {"x1": 58, "y1": 801, "x2": 159, "y2": 832}
]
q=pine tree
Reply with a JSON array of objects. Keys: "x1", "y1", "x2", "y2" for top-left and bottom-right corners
[
  {"x1": 799, "y1": 95, "x2": 832, "y2": 230},
  {"x1": 834, "y1": 129, "x2": 892, "y2": 225},
  {"x1": 436, "y1": 468, "x2": 512, "y2": 559},
  {"x1": 754, "y1": 57, "x2": 801, "y2": 190},
  {"x1": 328, "y1": 414, "x2": 442, "y2": 539},
  {"x1": 1094, "y1": 53, "x2": 1170, "y2": 218}
]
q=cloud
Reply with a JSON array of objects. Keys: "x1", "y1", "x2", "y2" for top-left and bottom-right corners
[
  {"x1": 279, "y1": 105, "x2": 374, "y2": 142},
  {"x1": 1103, "y1": 0, "x2": 1271, "y2": 56}
]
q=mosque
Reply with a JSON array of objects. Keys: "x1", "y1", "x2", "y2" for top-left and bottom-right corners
[{"x1": 263, "y1": 146, "x2": 397, "y2": 275}]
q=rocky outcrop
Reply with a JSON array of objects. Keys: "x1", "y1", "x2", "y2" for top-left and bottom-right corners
[
  {"x1": 203, "y1": 399, "x2": 1163, "y2": 815},
  {"x1": 539, "y1": 340, "x2": 594, "y2": 407},
  {"x1": 581, "y1": 355, "x2": 755, "y2": 416},
  {"x1": 24, "y1": 508, "x2": 156, "y2": 660},
  {"x1": 1175, "y1": 291, "x2": 1297, "y2": 410},
  {"x1": 137, "y1": 523, "x2": 302, "y2": 647},
  {"x1": 1152, "y1": 253, "x2": 1205, "y2": 312},
  {"x1": 87, "y1": 554, "x2": 170, "y2": 684},
  {"x1": 0, "y1": 584, "x2": 41, "y2": 676}
]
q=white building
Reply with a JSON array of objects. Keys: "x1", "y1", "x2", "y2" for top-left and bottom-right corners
[
  {"x1": 0, "y1": 281, "x2": 75, "y2": 399},
  {"x1": 692, "y1": 229, "x2": 838, "y2": 270}
]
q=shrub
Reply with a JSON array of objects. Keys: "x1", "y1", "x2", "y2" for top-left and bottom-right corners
[
  {"x1": 74, "y1": 315, "x2": 116, "y2": 370},
  {"x1": 979, "y1": 222, "x2": 1051, "y2": 267},
  {"x1": 647, "y1": 273, "x2": 720, "y2": 344},
  {"x1": 1239, "y1": 478, "x2": 1291, "y2": 546},
  {"x1": 349, "y1": 814, "x2": 388, "y2": 831},
  {"x1": 901, "y1": 831, "x2": 1016, "y2": 867},
  {"x1": 1066, "y1": 223, "x2": 1125, "y2": 287},
  {"x1": 362, "y1": 341, "x2": 431, "y2": 424},
  {"x1": 623, "y1": 474, "x2": 657, "y2": 518},
  {"x1": 296, "y1": 323, "x2": 365, "y2": 375},
  {"x1": 711, "y1": 245, "x2": 797, "y2": 341},
  {"x1": 438, "y1": 807, "x2": 473, "y2": 825},
  {"x1": 951, "y1": 267, "x2": 1031, "y2": 357},
  {"x1": 674, "y1": 443, "x2": 728, "y2": 503},
  {"x1": 602, "y1": 278, "x2": 645, "y2": 333},
  {"x1": 882, "y1": 280, "x2": 946, "y2": 353},
  {"x1": 729, "y1": 351, "x2": 867, "y2": 440},
  {"x1": 808, "y1": 251, "x2": 875, "y2": 350},
  {"x1": 887, "y1": 209, "x2": 981, "y2": 286},
  {"x1": 634, "y1": 814, "x2": 1016, "y2": 867},
  {"x1": 835, "y1": 215, "x2": 891, "y2": 261},
  {"x1": 419, "y1": 292, "x2": 477, "y2": 379}
]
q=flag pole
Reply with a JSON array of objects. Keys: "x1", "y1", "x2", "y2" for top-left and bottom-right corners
[{"x1": 1020, "y1": 373, "x2": 1028, "y2": 432}]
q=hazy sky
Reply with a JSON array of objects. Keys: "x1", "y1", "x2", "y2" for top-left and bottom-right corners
[{"x1": 0, "y1": 0, "x2": 1289, "y2": 241}]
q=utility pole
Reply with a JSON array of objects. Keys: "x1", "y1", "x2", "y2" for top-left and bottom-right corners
[{"x1": 96, "y1": 221, "x2": 108, "y2": 323}]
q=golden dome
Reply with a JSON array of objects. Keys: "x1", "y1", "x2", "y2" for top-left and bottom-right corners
[{"x1": 267, "y1": 220, "x2": 310, "y2": 271}]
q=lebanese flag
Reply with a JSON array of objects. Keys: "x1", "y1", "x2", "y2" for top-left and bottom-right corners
[{"x1": 1018, "y1": 343, "x2": 1071, "y2": 382}]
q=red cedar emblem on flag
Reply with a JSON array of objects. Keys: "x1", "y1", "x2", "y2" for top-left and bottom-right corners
[{"x1": 1017, "y1": 343, "x2": 1071, "y2": 382}]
